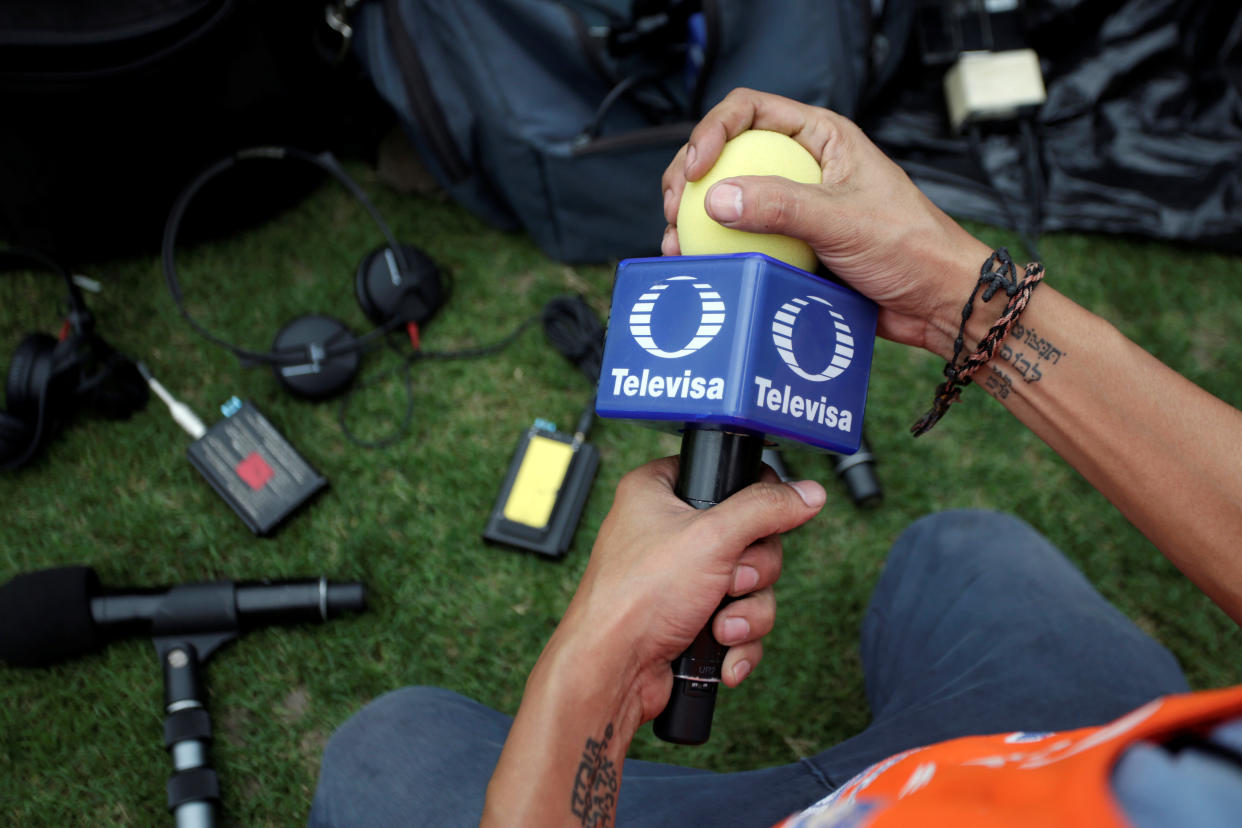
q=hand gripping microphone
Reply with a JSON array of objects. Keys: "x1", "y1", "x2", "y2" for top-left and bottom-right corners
[
  {"x1": 596, "y1": 130, "x2": 878, "y2": 745},
  {"x1": 0, "y1": 566, "x2": 366, "y2": 828}
]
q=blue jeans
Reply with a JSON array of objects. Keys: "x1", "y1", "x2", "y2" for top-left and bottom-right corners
[{"x1": 308, "y1": 510, "x2": 1188, "y2": 826}]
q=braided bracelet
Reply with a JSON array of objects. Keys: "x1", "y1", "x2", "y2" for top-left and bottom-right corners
[{"x1": 911, "y1": 248, "x2": 1045, "y2": 436}]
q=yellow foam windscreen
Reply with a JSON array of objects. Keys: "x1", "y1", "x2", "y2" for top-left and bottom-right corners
[
  {"x1": 677, "y1": 129, "x2": 822, "y2": 272},
  {"x1": 502, "y1": 434, "x2": 575, "y2": 529}
]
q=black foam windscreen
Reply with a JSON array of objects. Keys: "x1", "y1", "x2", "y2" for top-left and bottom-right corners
[{"x1": 0, "y1": 566, "x2": 102, "y2": 666}]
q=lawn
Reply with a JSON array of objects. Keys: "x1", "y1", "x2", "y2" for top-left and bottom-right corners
[{"x1": 2, "y1": 159, "x2": 1241, "y2": 826}]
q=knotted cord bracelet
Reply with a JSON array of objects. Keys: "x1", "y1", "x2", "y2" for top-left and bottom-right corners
[{"x1": 911, "y1": 247, "x2": 1045, "y2": 436}]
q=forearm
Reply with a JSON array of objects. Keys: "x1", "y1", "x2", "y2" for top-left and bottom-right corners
[
  {"x1": 481, "y1": 613, "x2": 644, "y2": 827},
  {"x1": 937, "y1": 273, "x2": 1242, "y2": 623},
  {"x1": 660, "y1": 87, "x2": 1242, "y2": 618},
  {"x1": 479, "y1": 459, "x2": 822, "y2": 826}
]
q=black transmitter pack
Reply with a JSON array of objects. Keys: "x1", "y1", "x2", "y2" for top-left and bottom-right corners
[
  {"x1": 483, "y1": 419, "x2": 598, "y2": 559},
  {"x1": 186, "y1": 399, "x2": 327, "y2": 535}
]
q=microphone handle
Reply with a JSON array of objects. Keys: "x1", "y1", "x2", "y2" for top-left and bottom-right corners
[
  {"x1": 654, "y1": 426, "x2": 765, "y2": 745},
  {"x1": 90, "y1": 580, "x2": 367, "y2": 637},
  {"x1": 235, "y1": 580, "x2": 366, "y2": 626}
]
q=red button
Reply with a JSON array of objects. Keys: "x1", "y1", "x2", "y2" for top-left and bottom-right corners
[{"x1": 235, "y1": 452, "x2": 274, "y2": 490}]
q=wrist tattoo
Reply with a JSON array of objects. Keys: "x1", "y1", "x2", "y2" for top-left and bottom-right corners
[
  {"x1": 998, "y1": 322, "x2": 1066, "y2": 384},
  {"x1": 984, "y1": 365, "x2": 1013, "y2": 400},
  {"x1": 570, "y1": 723, "x2": 618, "y2": 827}
]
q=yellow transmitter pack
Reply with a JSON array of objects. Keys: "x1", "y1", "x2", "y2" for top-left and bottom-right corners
[{"x1": 483, "y1": 420, "x2": 599, "y2": 559}]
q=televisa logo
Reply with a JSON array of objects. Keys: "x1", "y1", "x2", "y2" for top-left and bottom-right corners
[
  {"x1": 753, "y1": 294, "x2": 858, "y2": 432},
  {"x1": 612, "y1": 275, "x2": 727, "y2": 400},
  {"x1": 772, "y1": 295, "x2": 855, "y2": 380},
  {"x1": 627, "y1": 275, "x2": 726, "y2": 358}
]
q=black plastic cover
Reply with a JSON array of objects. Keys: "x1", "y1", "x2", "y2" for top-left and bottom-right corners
[{"x1": 864, "y1": 0, "x2": 1242, "y2": 252}]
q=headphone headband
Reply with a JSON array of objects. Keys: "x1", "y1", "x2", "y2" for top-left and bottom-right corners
[
  {"x1": 0, "y1": 245, "x2": 93, "y2": 335},
  {"x1": 161, "y1": 147, "x2": 412, "y2": 367}
]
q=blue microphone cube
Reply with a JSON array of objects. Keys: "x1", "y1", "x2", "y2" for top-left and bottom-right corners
[{"x1": 596, "y1": 253, "x2": 878, "y2": 455}]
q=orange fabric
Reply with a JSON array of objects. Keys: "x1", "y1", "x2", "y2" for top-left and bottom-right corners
[{"x1": 775, "y1": 685, "x2": 1242, "y2": 828}]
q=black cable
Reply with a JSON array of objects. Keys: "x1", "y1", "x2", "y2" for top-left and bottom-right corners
[
  {"x1": 1018, "y1": 116, "x2": 1045, "y2": 252},
  {"x1": 336, "y1": 314, "x2": 542, "y2": 449},
  {"x1": 335, "y1": 337, "x2": 418, "y2": 450},
  {"x1": 419, "y1": 315, "x2": 541, "y2": 362},
  {"x1": 966, "y1": 124, "x2": 1043, "y2": 263},
  {"x1": 541, "y1": 294, "x2": 607, "y2": 444},
  {"x1": 572, "y1": 404, "x2": 596, "y2": 442},
  {"x1": 162, "y1": 148, "x2": 412, "y2": 367},
  {"x1": 541, "y1": 295, "x2": 606, "y2": 384},
  {"x1": 579, "y1": 72, "x2": 652, "y2": 141},
  {"x1": 337, "y1": 295, "x2": 603, "y2": 449}
]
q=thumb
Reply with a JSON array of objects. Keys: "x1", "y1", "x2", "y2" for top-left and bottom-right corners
[
  {"x1": 704, "y1": 176, "x2": 836, "y2": 250},
  {"x1": 701, "y1": 478, "x2": 827, "y2": 554}
]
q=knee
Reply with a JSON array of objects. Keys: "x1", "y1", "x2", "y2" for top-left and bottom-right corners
[
  {"x1": 887, "y1": 509, "x2": 1053, "y2": 578},
  {"x1": 874, "y1": 510, "x2": 1088, "y2": 612},
  {"x1": 320, "y1": 686, "x2": 474, "y2": 772},
  {"x1": 312, "y1": 686, "x2": 503, "y2": 826},
  {"x1": 876, "y1": 509, "x2": 1096, "y2": 613}
]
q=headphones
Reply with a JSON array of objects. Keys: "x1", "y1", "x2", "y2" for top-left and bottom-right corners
[
  {"x1": 0, "y1": 248, "x2": 149, "y2": 471},
  {"x1": 162, "y1": 147, "x2": 446, "y2": 400}
]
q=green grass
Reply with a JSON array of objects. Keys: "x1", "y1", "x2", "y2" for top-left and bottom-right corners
[{"x1": 2, "y1": 163, "x2": 1241, "y2": 825}]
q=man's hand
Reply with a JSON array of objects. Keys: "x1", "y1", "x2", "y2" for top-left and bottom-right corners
[
  {"x1": 660, "y1": 87, "x2": 993, "y2": 361},
  {"x1": 483, "y1": 457, "x2": 824, "y2": 827},
  {"x1": 563, "y1": 457, "x2": 826, "y2": 724}
]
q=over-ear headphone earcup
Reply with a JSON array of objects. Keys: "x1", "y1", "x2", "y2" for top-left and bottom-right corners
[
  {"x1": 270, "y1": 314, "x2": 362, "y2": 400},
  {"x1": 2, "y1": 333, "x2": 61, "y2": 471},
  {"x1": 0, "y1": 411, "x2": 36, "y2": 470},
  {"x1": 355, "y1": 244, "x2": 445, "y2": 327},
  {"x1": 7, "y1": 333, "x2": 58, "y2": 423}
]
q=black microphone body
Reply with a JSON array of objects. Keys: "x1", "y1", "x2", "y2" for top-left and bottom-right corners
[
  {"x1": 0, "y1": 566, "x2": 366, "y2": 667},
  {"x1": 654, "y1": 427, "x2": 765, "y2": 744},
  {"x1": 596, "y1": 252, "x2": 878, "y2": 746},
  {"x1": 1, "y1": 566, "x2": 365, "y2": 828},
  {"x1": 596, "y1": 130, "x2": 879, "y2": 747}
]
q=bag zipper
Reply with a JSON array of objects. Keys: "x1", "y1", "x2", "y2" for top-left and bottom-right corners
[
  {"x1": 571, "y1": 121, "x2": 694, "y2": 156},
  {"x1": 381, "y1": 0, "x2": 470, "y2": 185}
]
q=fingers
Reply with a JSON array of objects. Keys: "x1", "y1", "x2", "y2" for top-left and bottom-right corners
[
  {"x1": 722, "y1": 641, "x2": 762, "y2": 687},
  {"x1": 661, "y1": 89, "x2": 803, "y2": 224},
  {"x1": 661, "y1": 157, "x2": 691, "y2": 243},
  {"x1": 686, "y1": 88, "x2": 830, "y2": 178},
  {"x1": 598, "y1": 456, "x2": 816, "y2": 683},
  {"x1": 661, "y1": 143, "x2": 691, "y2": 219},
  {"x1": 714, "y1": 588, "x2": 775, "y2": 646},
  {"x1": 730, "y1": 533, "x2": 781, "y2": 596},
  {"x1": 714, "y1": 587, "x2": 775, "y2": 687},
  {"x1": 697, "y1": 478, "x2": 826, "y2": 554},
  {"x1": 661, "y1": 88, "x2": 861, "y2": 243},
  {"x1": 719, "y1": 532, "x2": 780, "y2": 687},
  {"x1": 611, "y1": 455, "x2": 682, "y2": 509},
  {"x1": 706, "y1": 174, "x2": 857, "y2": 256},
  {"x1": 661, "y1": 223, "x2": 681, "y2": 257},
  {"x1": 758, "y1": 463, "x2": 783, "y2": 485}
]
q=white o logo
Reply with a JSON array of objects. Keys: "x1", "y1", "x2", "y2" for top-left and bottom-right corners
[
  {"x1": 772, "y1": 295, "x2": 854, "y2": 381},
  {"x1": 629, "y1": 276, "x2": 726, "y2": 358}
]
